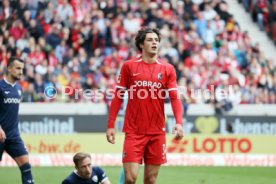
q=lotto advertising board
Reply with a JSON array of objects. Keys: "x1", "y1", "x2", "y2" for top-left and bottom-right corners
[{"x1": 1, "y1": 134, "x2": 276, "y2": 167}]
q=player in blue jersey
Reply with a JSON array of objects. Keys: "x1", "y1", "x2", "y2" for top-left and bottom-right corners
[
  {"x1": 0, "y1": 57, "x2": 35, "y2": 184},
  {"x1": 62, "y1": 152, "x2": 111, "y2": 184}
]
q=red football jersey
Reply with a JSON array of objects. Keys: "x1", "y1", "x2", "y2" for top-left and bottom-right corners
[{"x1": 108, "y1": 57, "x2": 182, "y2": 134}]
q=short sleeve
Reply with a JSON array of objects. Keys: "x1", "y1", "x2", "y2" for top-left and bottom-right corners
[
  {"x1": 116, "y1": 63, "x2": 129, "y2": 89},
  {"x1": 94, "y1": 167, "x2": 108, "y2": 183}
]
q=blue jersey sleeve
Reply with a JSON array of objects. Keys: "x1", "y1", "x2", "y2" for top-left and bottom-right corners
[
  {"x1": 61, "y1": 179, "x2": 72, "y2": 184},
  {"x1": 93, "y1": 166, "x2": 108, "y2": 183},
  {"x1": 61, "y1": 172, "x2": 75, "y2": 184}
]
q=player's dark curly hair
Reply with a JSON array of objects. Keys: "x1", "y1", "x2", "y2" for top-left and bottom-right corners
[{"x1": 135, "y1": 27, "x2": 161, "y2": 52}]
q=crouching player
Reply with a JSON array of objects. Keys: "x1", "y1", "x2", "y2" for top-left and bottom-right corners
[{"x1": 62, "y1": 152, "x2": 111, "y2": 184}]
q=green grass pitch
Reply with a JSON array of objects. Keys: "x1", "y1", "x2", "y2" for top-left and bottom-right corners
[{"x1": 0, "y1": 166, "x2": 275, "y2": 184}]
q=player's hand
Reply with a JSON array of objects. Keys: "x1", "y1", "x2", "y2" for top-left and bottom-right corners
[
  {"x1": 106, "y1": 128, "x2": 116, "y2": 144},
  {"x1": 0, "y1": 126, "x2": 6, "y2": 143},
  {"x1": 172, "y1": 124, "x2": 184, "y2": 141}
]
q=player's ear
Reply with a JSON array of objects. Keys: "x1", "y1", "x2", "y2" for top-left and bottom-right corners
[
  {"x1": 139, "y1": 43, "x2": 144, "y2": 51},
  {"x1": 4, "y1": 66, "x2": 8, "y2": 75},
  {"x1": 6, "y1": 65, "x2": 12, "y2": 74}
]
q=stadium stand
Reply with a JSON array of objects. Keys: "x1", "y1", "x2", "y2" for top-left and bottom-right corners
[
  {"x1": 0, "y1": 0, "x2": 275, "y2": 107},
  {"x1": 238, "y1": 0, "x2": 276, "y2": 45}
]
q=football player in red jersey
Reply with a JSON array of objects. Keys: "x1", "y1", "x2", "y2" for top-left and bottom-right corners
[{"x1": 106, "y1": 28, "x2": 184, "y2": 184}]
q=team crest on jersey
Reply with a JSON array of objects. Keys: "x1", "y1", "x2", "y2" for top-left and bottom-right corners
[
  {"x1": 92, "y1": 175, "x2": 98, "y2": 182},
  {"x1": 18, "y1": 90, "x2": 21, "y2": 96},
  {"x1": 157, "y1": 73, "x2": 162, "y2": 80}
]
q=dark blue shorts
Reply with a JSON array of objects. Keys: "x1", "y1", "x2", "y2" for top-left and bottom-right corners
[{"x1": 0, "y1": 136, "x2": 28, "y2": 161}]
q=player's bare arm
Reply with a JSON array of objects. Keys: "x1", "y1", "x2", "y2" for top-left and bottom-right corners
[
  {"x1": 0, "y1": 125, "x2": 6, "y2": 142},
  {"x1": 103, "y1": 179, "x2": 111, "y2": 184}
]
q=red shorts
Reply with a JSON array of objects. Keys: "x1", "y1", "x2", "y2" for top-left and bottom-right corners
[{"x1": 122, "y1": 133, "x2": 167, "y2": 165}]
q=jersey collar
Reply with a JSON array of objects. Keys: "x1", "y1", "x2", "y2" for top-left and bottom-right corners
[{"x1": 4, "y1": 77, "x2": 17, "y2": 87}]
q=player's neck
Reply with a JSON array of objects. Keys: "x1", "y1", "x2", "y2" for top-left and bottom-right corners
[
  {"x1": 76, "y1": 171, "x2": 92, "y2": 179},
  {"x1": 142, "y1": 54, "x2": 157, "y2": 64},
  {"x1": 5, "y1": 75, "x2": 17, "y2": 85}
]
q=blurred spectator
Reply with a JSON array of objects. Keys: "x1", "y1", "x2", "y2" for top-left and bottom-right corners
[
  {"x1": 255, "y1": 0, "x2": 269, "y2": 31},
  {"x1": 239, "y1": 0, "x2": 276, "y2": 44},
  {"x1": 46, "y1": 24, "x2": 61, "y2": 49},
  {"x1": 0, "y1": 0, "x2": 13, "y2": 20},
  {"x1": 56, "y1": 0, "x2": 74, "y2": 27},
  {"x1": 268, "y1": 0, "x2": 276, "y2": 44},
  {"x1": 22, "y1": 83, "x2": 37, "y2": 102}
]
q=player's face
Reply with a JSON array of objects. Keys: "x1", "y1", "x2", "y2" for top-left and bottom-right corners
[
  {"x1": 76, "y1": 157, "x2": 92, "y2": 179},
  {"x1": 141, "y1": 32, "x2": 159, "y2": 55},
  {"x1": 8, "y1": 60, "x2": 24, "y2": 81}
]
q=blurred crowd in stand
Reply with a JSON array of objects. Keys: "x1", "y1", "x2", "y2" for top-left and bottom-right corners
[
  {"x1": 238, "y1": 0, "x2": 276, "y2": 45},
  {"x1": 0, "y1": 0, "x2": 275, "y2": 113}
]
